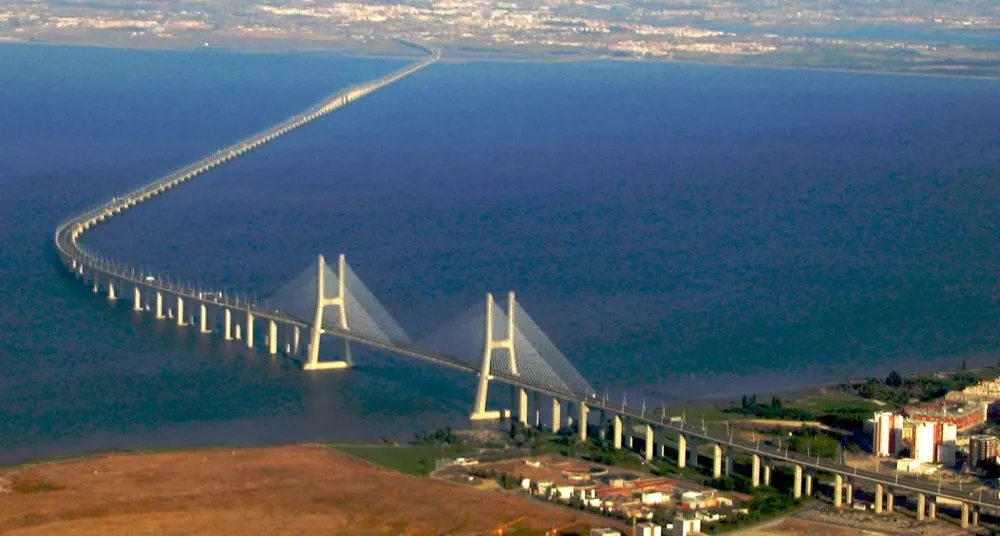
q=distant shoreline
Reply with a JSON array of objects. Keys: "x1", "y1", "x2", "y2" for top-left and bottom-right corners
[{"x1": 3, "y1": 36, "x2": 1000, "y2": 82}]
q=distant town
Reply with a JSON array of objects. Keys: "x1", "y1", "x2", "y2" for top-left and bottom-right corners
[
  {"x1": 346, "y1": 366, "x2": 1000, "y2": 535},
  {"x1": 2, "y1": 0, "x2": 1000, "y2": 76}
]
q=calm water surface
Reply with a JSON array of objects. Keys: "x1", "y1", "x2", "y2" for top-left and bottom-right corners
[{"x1": 2, "y1": 44, "x2": 999, "y2": 463}]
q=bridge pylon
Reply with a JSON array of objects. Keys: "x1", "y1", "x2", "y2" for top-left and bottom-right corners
[
  {"x1": 470, "y1": 291, "x2": 519, "y2": 421},
  {"x1": 305, "y1": 254, "x2": 352, "y2": 370}
]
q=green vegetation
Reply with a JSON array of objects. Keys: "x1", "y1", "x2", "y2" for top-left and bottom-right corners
[
  {"x1": 331, "y1": 428, "x2": 477, "y2": 476},
  {"x1": 723, "y1": 394, "x2": 875, "y2": 432},
  {"x1": 764, "y1": 428, "x2": 840, "y2": 460},
  {"x1": 845, "y1": 368, "x2": 993, "y2": 409},
  {"x1": 703, "y1": 486, "x2": 806, "y2": 533},
  {"x1": 725, "y1": 395, "x2": 814, "y2": 421}
]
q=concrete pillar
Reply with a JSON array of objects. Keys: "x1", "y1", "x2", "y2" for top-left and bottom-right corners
[
  {"x1": 927, "y1": 499, "x2": 936, "y2": 520},
  {"x1": 874, "y1": 484, "x2": 884, "y2": 514},
  {"x1": 657, "y1": 438, "x2": 665, "y2": 458},
  {"x1": 176, "y1": 296, "x2": 185, "y2": 326},
  {"x1": 155, "y1": 292, "x2": 164, "y2": 319},
  {"x1": 552, "y1": 399, "x2": 562, "y2": 433},
  {"x1": 961, "y1": 502, "x2": 969, "y2": 528},
  {"x1": 599, "y1": 409, "x2": 607, "y2": 440},
  {"x1": 565, "y1": 402, "x2": 574, "y2": 430},
  {"x1": 133, "y1": 286, "x2": 142, "y2": 311},
  {"x1": 246, "y1": 312, "x2": 254, "y2": 348},
  {"x1": 235, "y1": 324, "x2": 242, "y2": 340},
  {"x1": 886, "y1": 491, "x2": 894, "y2": 513},
  {"x1": 108, "y1": 280, "x2": 116, "y2": 300},
  {"x1": 517, "y1": 388, "x2": 529, "y2": 425},
  {"x1": 625, "y1": 417, "x2": 634, "y2": 449},
  {"x1": 268, "y1": 320, "x2": 278, "y2": 355},
  {"x1": 793, "y1": 464, "x2": 802, "y2": 499},
  {"x1": 92, "y1": 273, "x2": 99, "y2": 293},
  {"x1": 763, "y1": 463, "x2": 772, "y2": 486},
  {"x1": 845, "y1": 483, "x2": 853, "y2": 505},
  {"x1": 578, "y1": 402, "x2": 588, "y2": 442},
  {"x1": 612, "y1": 414, "x2": 622, "y2": 449},
  {"x1": 293, "y1": 326, "x2": 300, "y2": 354},
  {"x1": 972, "y1": 505, "x2": 979, "y2": 527},
  {"x1": 677, "y1": 434, "x2": 687, "y2": 468},
  {"x1": 917, "y1": 493, "x2": 925, "y2": 521},
  {"x1": 224, "y1": 309, "x2": 232, "y2": 340},
  {"x1": 200, "y1": 303, "x2": 210, "y2": 333},
  {"x1": 644, "y1": 424, "x2": 654, "y2": 462},
  {"x1": 724, "y1": 446, "x2": 733, "y2": 477},
  {"x1": 751, "y1": 454, "x2": 761, "y2": 487},
  {"x1": 712, "y1": 444, "x2": 723, "y2": 479},
  {"x1": 833, "y1": 474, "x2": 843, "y2": 507},
  {"x1": 534, "y1": 392, "x2": 542, "y2": 428},
  {"x1": 804, "y1": 473, "x2": 813, "y2": 496},
  {"x1": 689, "y1": 436, "x2": 699, "y2": 469}
]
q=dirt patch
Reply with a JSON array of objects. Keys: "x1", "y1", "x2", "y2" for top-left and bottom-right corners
[
  {"x1": 735, "y1": 517, "x2": 861, "y2": 536},
  {"x1": 0, "y1": 445, "x2": 619, "y2": 536}
]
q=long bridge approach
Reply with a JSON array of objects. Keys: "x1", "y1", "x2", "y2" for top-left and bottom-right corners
[{"x1": 54, "y1": 45, "x2": 998, "y2": 530}]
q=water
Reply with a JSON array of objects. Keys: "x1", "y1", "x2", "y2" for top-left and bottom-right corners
[
  {"x1": 2, "y1": 44, "x2": 1000, "y2": 464},
  {"x1": 702, "y1": 23, "x2": 1000, "y2": 49}
]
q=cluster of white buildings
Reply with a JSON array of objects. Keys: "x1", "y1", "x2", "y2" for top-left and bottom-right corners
[{"x1": 873, "y1": 410, "x2": 958, "y2": 468}]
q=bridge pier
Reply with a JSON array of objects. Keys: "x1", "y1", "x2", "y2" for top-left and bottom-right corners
[
  {"x1": 92, "y1": 273, "x2": 99, "y2": 293},
  {"x1": 845, "y1": 482, "x2": 853, "y2": 505},
  {"x1": 724, "y1": 446, "x2": 733, "y2": 477},
  {"x1": 804, "y1": 473, "x2": 812, "y2": 496},
  {"x1": 644, "y1": 424, "x2": 653, "y2": 461},
  {"x1": 155, "y1": 291, "x2": 164, "y2": 319},
  {"x1": 972, "y1": 505, "x2": 979, "y2": 527},
  {"x1": 961, "y1": 502, "x2": 970, "y2": 528},
  {"x1": 613, "y1": 414, "x2": 623, "y2": 449},
  {"x1": 763, "y1": 462, "x2": 771, "y2": 486},
  {"x1": 874, "y1": 483, "x2": 884, "y2": 514},
  {"x1": 689, "y1": 436, "x2": 700, "y2": 470},
  {"x1": 552, "y1": 398, "x2": 562, "y2": 432},
  {"x1": 578, "y1": 402, "x2": 588, "y2": 442},
  {"x1": 293, "y1": 326, "x2": 300, "y2": 354},
  {"x1": 751, "y1": 453, "x2": 761, "y2": 487},
  {"x1": 927, "y1": 498, "x2": 936, "y2": 519},
  {"x1": 793, "y1": 464, "x2": 802, "y2": 499},
  {"x1": 625, "y1": 417, "x2": 634, "y2": 449},
  {"x1": 200, "y1": 304, "x2": 211, "y2": 334},
  {"x1": 107, "y1": 280, "x2": 116, "y2": 301},
  {"x1": 268, "y1": 320, "x2": 278, "y2": 355},
  {"x1": 224, "y1": 308, "x2": 232, "y2": 340},
  {"x1": 677, "y1": 434, "x2": 687, "y2": 468},
  {"x1": 833, "y1": 474, "x2": 843, "y2": 507},
  {"x1": 246, "y1": 312, "x2": 254, "y2": 348},
  {"x1": 235, "y1": 324, "x2": 242, "y2": 340},
  {"x1": 516, "y1": 387, "x2": 529, "y2": 426},
  {"x1": 712, "y1": 444, "x2": 723, "y2": 479},
  {"x1": 917, "y1": 492, "x2": 925, "y2": 521},
  {"x1": 885, "y1": 491, "x2": 894, "y2": 513},
  {"x1": 533, "y1": 392, "x2": 542, "y2": 428},
  {"x1": 176, "y1": 296, "x2": 185, "y2": 326},
  {"x1": 565, "y1": 402, "x2": 574, "y2": 430},
  {"x1": 133, "y1": 286, "x2": 142, "y2": 311}
]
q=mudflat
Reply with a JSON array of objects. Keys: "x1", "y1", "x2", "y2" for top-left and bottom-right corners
[{"x1": 0, "y1": 445, "x2": 608, "y2": 535}]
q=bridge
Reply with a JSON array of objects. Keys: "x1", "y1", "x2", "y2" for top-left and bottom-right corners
[{"x1": 54, "y1": 44, "x2": 996, "y2": 530}]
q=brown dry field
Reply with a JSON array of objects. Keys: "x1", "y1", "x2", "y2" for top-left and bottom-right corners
[
  {"x1": 734, "y1": 517, "x2": 861, "y2": 536},
  {"x1": 0, "y1": 445, "x2": 622, "y2": 536}
]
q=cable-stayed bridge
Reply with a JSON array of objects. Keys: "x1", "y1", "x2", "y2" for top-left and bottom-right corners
[{"x1": 51, "y1": 44, "x2": 1000, "y2": 525}]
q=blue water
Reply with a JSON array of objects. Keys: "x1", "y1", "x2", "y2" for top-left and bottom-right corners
[{"x1": 2, "y1": 43, "x2": 1000, "y2": 463}]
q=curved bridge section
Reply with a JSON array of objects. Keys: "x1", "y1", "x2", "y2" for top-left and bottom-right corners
[{"x1": 51, "y1": 46, "x2": 1000, "y2": 521}]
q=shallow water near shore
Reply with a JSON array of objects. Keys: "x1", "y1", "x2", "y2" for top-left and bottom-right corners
[{"x1": 1, "y1": 43, "x2": 999, "y2": 463}]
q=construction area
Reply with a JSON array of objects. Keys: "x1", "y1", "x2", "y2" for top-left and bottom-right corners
[{"x1": 0, "y1": 445, "x2": 619, "y2": 535}]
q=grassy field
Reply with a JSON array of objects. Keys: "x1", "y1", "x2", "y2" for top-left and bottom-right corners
[{"x1": 330, "y1": 443, "x2": 478, "y2": 476}]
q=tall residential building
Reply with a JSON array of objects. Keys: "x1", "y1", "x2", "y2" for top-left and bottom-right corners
[
  {"x1": 873, "y1": 411, "x2": 904, "y2": 457},
  {"x1": 912, "y1": 421, "x2": 937, "y2": 463},
  {"x1": 938, "y1": 423, "x2": 958, "y2": 466},
  {"x1": 969, "y1": 435, "x2": 999, "y2": 468}
]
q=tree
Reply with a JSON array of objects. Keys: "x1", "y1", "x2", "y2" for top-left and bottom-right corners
[{"x1": 886, "y1": 371, "x2": 903, "y2": 387}]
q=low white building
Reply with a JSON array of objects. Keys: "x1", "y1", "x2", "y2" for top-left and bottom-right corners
[{"x1": 636, "y1": 522, "x2": 663, "y2": 536}]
